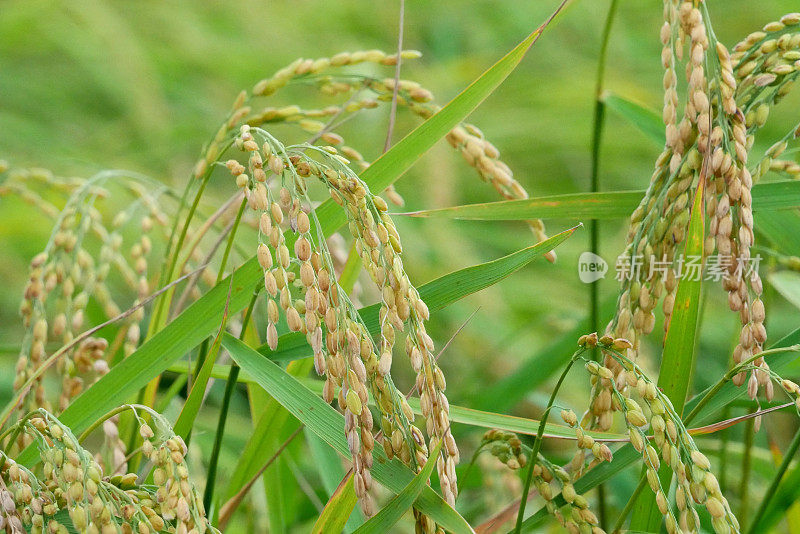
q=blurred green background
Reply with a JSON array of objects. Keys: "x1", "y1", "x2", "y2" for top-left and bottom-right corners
[{"x1": 2, "y1": 0, "x2": 800, "y2": 531}]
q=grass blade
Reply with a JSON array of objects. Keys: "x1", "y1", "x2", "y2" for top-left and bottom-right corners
[
  {"x1": 758, "y1": 210, "x2": 800, "y2": 256},
  {"x1": 404, "y1": 182, "x2": 800, "y2": 221},
  {"x1": 629, "y1": 180, "x2": 705, "y2": 531},
  {"x1": 768, "y1": 271, "x2": 800, "y2": 311},
  {"x1": 602, "y1": 92, "x2": 664, "y2": 146},
  {"x1": 405, "y1": 191, "x2": 643, "y2": 220},
  {"x1": 312, "y1": 471, "x2": 359, "y2": 534},
  {"x1": 353, "y1": 440, "x2": 444, "y2": 534},
  {"x1": 747, "y1": 427, "x2": 800, "y2": 533},
  {"x1": 221, "y1": 334, "x2": 475, "y2": 534},
  {"x1": 753, "y1": 433, "x2": 800, "y2": 533},
  {"x1": 308, "y1": 430, "x2": 364, "y2": 532},
  {"x1": 217, "y1": 425, "x2": 303, "y2": 530},
  {"x1": 173, "y1": 279, "x2": 232, "y2": 440}
]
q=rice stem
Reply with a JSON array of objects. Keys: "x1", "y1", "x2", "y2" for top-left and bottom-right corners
[{"x1": 514, "y1": 349, "x2": 583, "y2": 533}]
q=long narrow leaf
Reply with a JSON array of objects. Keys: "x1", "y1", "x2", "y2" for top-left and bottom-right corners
[
  {"x1": 768, "y1": 271, "x2": 800, "y2": 311},
  {"x1": 758, "y1": 210, "x2": 800, "y2": 256},
  {"x1": 173, "y1": 283, "x2": 232, "y2": 440},
  {"x1": 15, "y1": 260, "x2": 262, "y2": 467},
  {"x1": 405, "y1": 182, "x2": 800, "y2": 221},
  {"x1": 308, "y1": 431, "x2": 364, "y2": 532},
  {"x1": 313, "y1": 11, "x2": 564, "y2": 236},
  {"x1": 223, "y1": 360, "x2": 312, "y2": 502},
  {"x1": 602, "y1": 92, "x2": 664, "y2": 146},
  {"x1": 757, "y1": 448, "x2": 800, "y2": 532},
  {"x1": 630, "y1": 180, "x2": 705, "y2": 531}
]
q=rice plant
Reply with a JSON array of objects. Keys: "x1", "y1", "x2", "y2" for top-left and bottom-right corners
[{"x1": 1, "y1": 1, "x2": 800, "y2": 532}]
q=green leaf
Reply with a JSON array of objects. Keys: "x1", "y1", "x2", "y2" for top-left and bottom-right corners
[
  {"x1": 308, "y1": 430, "x2": 364, "y2": 532},
  {"x1": 312, "y1": 472, "x2": 359, "y2": 534},
  {"x1": 442, "y1": 402, "x2": 623, "y2": 442},
  {"x1": 338, "y1": 243, "x2": 362, "y2": 293},
  {"x1": 221, "y1": 334, "x2": 475, "y2": 534},
  {"x1": 353, "y1": 441, "x2": 444, "y2": 534},
  {"x1": 756, "y1": 442, "x2": 800, "y2": 532},
  {"x1": 752, "y1": 182, "x2": 800, "y2": 210},
  {"x1": 657, "y1": 184, "x2": 705, "y2": 414},
  {"x1": 768, "y1": 271, "x2": 800, "y2": 311},
  {"x1": 258, "y1": 226, "x2": 578, "y2": 361},
  {"x1": 630, "y1": 181, "x2": 705, "y2": 532},
  {"x1": 602, "y1": 92, "x2": 664, "y2": 146},
  {"x1": 404, "y1": 182, "x2": 800, "y2": 221},
  {"x1": 263, "y1": 416, "x2": 302, "y2": 533},
  {"x1": 406, "y1": 191, "x2": 642, "y2": 221},
  {"x1": 758, "y1": 210, "x2": 800, "y2": 256}
]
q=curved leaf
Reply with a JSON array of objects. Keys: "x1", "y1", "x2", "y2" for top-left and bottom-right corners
[
  {"x1": 312, "y1": 8, "x2": 565, "y2": 235},
  {"x1": 602, "y1": 92, "x2": 664, "y2": 146},
  {"x1": 312, "y1": 471, "x2": 358, "y2": 534}
]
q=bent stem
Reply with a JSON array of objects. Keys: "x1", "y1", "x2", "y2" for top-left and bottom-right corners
[{"x1": 514, "y1": 348, "x2": 584, "y2": 533}]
